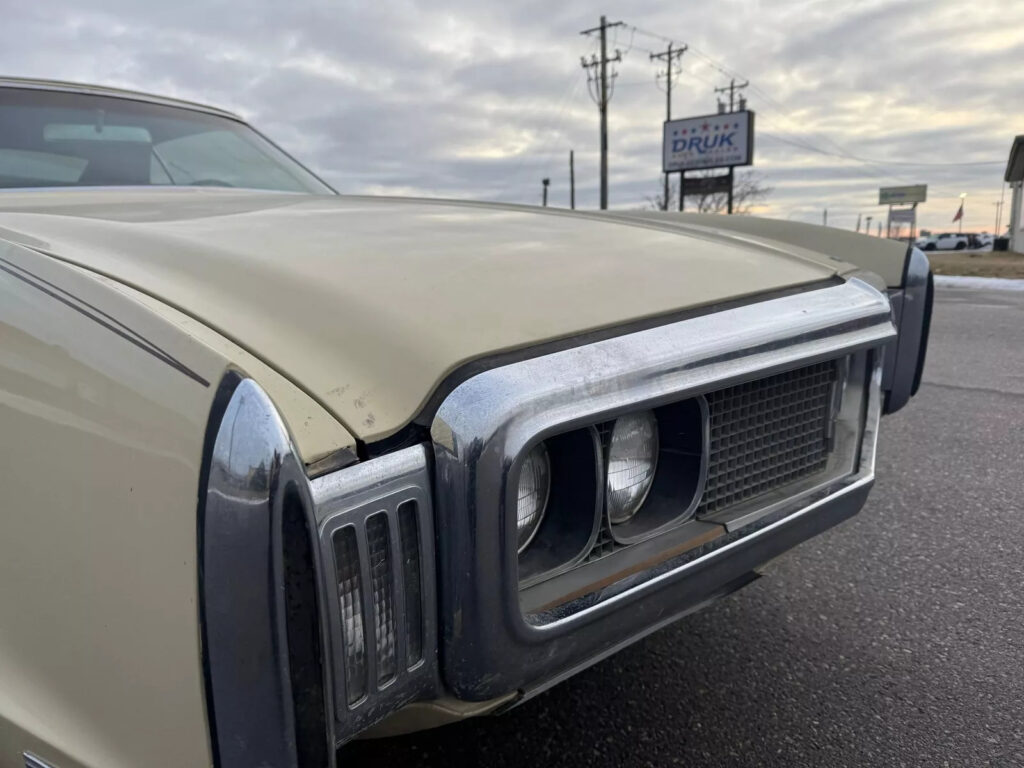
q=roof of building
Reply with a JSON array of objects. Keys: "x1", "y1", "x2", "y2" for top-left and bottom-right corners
[{"x1": 1005, "y1": 135, "x2": 1024, "y2": 183}]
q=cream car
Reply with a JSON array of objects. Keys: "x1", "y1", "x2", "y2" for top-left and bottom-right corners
[{"x1": 0, "y1": 78, "x2": 932, "y2": 768}]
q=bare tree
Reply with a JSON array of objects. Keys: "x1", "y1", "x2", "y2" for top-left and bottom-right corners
[{"x1": 645, "y1": 171, "x2": 773, "y2": 214}]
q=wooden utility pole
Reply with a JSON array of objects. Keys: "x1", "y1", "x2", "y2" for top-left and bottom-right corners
[
  {"x1": 650, "y1": 42, "x2": 687, "y2": 211},
  {"x1": 569, "y1": 150, "x2": 575, "y2": 210},
  {"x1": 581, "y1": 16, "x2": 623, "y2": 210},
  {"x1": 714, "y1": 78, "x2": 749, "y2": 112}
]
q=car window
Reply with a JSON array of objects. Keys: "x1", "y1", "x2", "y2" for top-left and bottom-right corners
[
  {"x1": 151, "y1": 130, "x2": 319, "y2": 190},
  {"x1": 0, "y1": 87, "x2": 333, "y2": 193},
  {"x1": 0, "y1": 148, "x2": 87, "y2": 183}
]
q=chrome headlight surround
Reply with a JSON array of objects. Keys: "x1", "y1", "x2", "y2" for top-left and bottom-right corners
[{"x1": 431, "y1": 279, "x2": 896, "y2": 701}]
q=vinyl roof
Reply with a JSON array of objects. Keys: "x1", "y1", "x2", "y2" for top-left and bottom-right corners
[{"x1": 0, "y1": 76, "x2": 243, "y2": 121}]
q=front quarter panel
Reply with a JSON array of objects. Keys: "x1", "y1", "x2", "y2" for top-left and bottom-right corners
[{"x1": 0, "y1": 242, "x2": 224, "y2": 768}]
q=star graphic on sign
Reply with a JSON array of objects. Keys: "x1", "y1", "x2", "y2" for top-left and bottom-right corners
[
  {"x1": 702, "y1": 122, "x2": 709, "y2": 131},
  {"x1": 682, "y1": 128, "x2": 688, "y2": 135}
]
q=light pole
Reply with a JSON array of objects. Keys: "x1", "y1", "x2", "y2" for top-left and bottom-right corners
[{"x1": 959, "y1": 192, "x2": 967, "y2": 234}]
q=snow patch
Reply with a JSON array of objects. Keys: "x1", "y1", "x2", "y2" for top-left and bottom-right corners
[{"x1": 934, "y1": 275, "x2": 1024, "y2": 292}]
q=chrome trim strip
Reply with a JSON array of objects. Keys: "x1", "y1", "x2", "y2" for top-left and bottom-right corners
[
  {"x1": 23, "y1": 754, "x2": 55, "y2": 768},
  {"x1": 201, "y1": 377, "x2": 336, "y2": 768},
  {"x1": 311, "y1": 446, "x2": 431, "y2": 525},
  {"x1": 433, "y1": 279, "x2": 892, "y2": 457}
]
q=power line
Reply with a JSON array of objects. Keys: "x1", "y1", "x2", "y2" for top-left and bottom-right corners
[{"x1": 626, "y1": 24, "x2": 1002, "y2": 176}]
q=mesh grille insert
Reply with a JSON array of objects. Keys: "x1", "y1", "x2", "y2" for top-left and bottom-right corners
[{"x1": 697, "y1": 361, "x2": 837, "y2": 515}]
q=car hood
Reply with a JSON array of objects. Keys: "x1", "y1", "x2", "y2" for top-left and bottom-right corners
[{"x1": 0, "y1": 188, "x2": 842, "y2": 442}]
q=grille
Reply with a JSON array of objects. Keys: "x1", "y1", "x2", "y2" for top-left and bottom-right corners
[{"x1": 697, "y1": 361, "x2": 838, "y2": 516}]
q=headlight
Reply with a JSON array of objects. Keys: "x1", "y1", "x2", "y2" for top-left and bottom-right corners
[
  {"x1": 606, "y1": 411, "x2": 659, "y2": 524},
  {"x1": 516, "y1": 443, "x2": 551, "y2": 552}
]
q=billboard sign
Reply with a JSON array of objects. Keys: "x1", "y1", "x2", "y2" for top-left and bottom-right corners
[
  {"x1": 663, "y1": 110, "x2": 754, "y2": 172},
  {"x1": 888, "y1": 207, "x2": 916, "y2": 223},
  {"x1": 879, "y1": 185, "x2": 927, "y2": 205}
]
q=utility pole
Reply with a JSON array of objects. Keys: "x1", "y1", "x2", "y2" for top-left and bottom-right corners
[
  {"x1": 542, "y1": 178, "x2": 550, "y2": 207},
  {"x1": 569, "y1": 150, "x2": 575, "y2": 210},
  {"x1": 650, "y1": 41, "x2": 687, "y2": 211},
  {"x1": 997, "y1": 183, "x2": 1006, "y2": 234},
  {"x1": 581, "y1": 16, "x2": 623, "y2": 210},
  {"x1": 714, "y1": 78, "x2": 749, "y2": 113},
  {"x1": 855, "y1": 213, "x2": 862, "y2": 232},
  {"x1": 823, "y1": 208, "x2": 828, "y2": 227}
]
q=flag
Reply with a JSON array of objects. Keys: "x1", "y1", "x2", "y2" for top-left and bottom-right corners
[{"x1": 952, "y1": 202, "x2": 963, "y2": 222}]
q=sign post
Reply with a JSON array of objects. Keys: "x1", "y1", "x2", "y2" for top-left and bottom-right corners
[
  {"x1": 663, "y1": 110, "x2": 755, "y2": 213},
  {"x1": 879, "y1": 186, "x2": 927, "y2": 241}
]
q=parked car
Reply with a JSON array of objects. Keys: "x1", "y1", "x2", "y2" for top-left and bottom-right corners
[
  {"x1": 0, "y1": 78, "x2": 933, "y2": 768},
  {"x1": 919, "y1": 232, "x2": 969, "y2": 250}
]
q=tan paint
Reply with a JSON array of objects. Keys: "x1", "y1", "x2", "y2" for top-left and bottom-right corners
[
  {"x1": 77, "y1": 266, "x2": 357, "y2": 466},
  {"x1": 0, "y1": 188, "x2": 843, "y2": 442},
  {"x1": 0, "y1": 242, "x2": 231, "y2": 768},
  {"x1": 610, "y1": 210, "x2": 910, "y2": 288}
]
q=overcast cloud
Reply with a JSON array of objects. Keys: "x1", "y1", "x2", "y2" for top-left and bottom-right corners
[{"x1": 3, "y1": 0, "x2": 1022, "y2": 232}]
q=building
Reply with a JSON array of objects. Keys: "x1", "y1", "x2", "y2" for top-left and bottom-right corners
[{"x1": 1005, "y1": 135, "x2": 1024, "y2": 252}]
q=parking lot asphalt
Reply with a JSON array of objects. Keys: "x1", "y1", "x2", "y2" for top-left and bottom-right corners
[{"x1": 342, "y1": 285, "x2": 1024, "y2": 767}]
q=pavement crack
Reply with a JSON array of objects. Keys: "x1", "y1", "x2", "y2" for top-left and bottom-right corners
[{"x1": 920, "y1": 380, "x2": 1024, "y2": 400}]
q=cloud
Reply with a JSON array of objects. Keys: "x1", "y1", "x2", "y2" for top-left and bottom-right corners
[{"x1": 2, "y1": 0, "x2": 1022, "y2": 231}]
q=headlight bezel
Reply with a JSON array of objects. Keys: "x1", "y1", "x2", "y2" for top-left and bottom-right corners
[{"x1": 512, "y1": 395, "x2": 709, "y2": 584}]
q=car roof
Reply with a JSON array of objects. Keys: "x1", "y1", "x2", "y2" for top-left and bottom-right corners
[{"x1": 0, "y1": 76, "x2": 243, "y2": 121}]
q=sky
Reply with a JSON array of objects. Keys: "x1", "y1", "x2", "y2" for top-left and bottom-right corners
[{"x1": 2, "y1": 0, "x2": 1022, "y2": 233}]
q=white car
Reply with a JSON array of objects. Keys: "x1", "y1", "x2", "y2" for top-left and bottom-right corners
[{"x1": 920, "y1": 232, "x2": 969, "y2": 251}]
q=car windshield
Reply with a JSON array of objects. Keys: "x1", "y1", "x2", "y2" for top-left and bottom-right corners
[{"x1": 0, "y1": 87, "x2": 333, "y2": 193}]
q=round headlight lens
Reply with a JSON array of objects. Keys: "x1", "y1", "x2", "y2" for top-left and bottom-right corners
[
  {"x1": 607, "y1": 411, "x2": 659, "y2": 524},
  {"x1": 516, "y1": 442, "x2": 551, "y2": 552}
]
